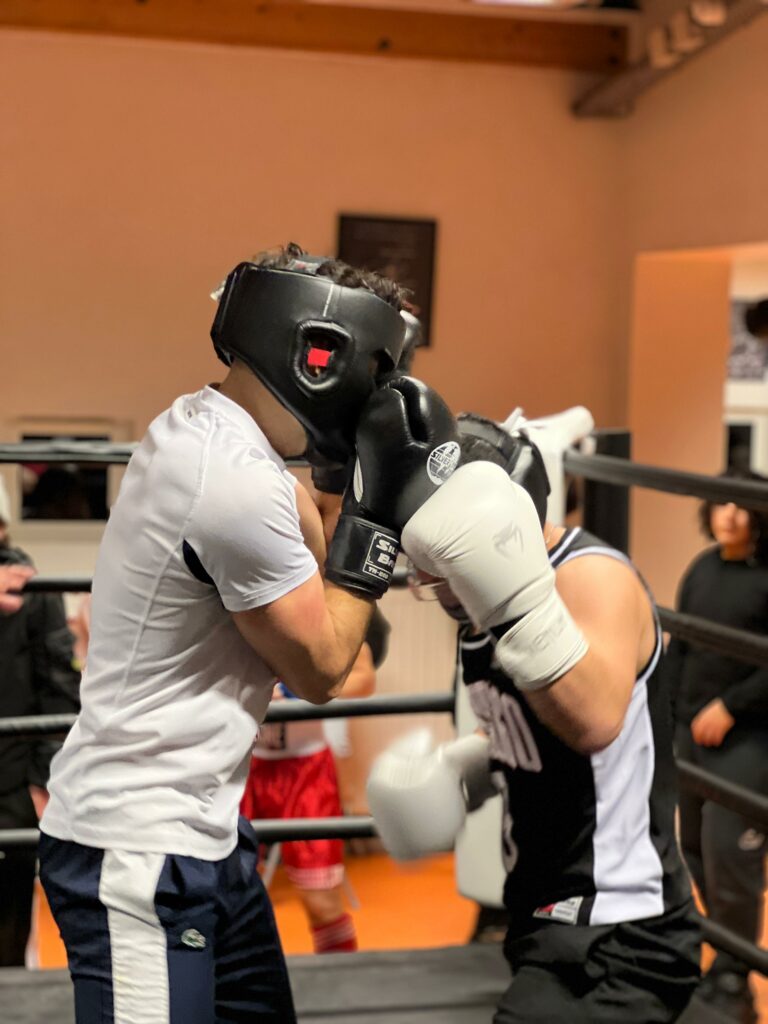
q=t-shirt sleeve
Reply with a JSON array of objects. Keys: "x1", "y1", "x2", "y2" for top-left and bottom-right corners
[{"x1": 186, "y1": 453, "x2": 318, "y2": 612}]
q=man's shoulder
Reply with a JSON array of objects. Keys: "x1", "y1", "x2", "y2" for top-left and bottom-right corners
[
  {"x1": 202, "y1": 431, "x2": 287, "y2": 494},
  {"x1": 192, "y1": 435, "x2": 297, "y2": 539},
  {"x1": 554, "y1": 529, "x2": 630, "y2": 571},
  {"x1": 555, "y1": 533, "x2": 646, "y2": 610}
]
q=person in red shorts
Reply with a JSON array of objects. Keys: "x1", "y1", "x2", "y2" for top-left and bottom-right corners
[{"x1": 241, "y1": 635, "x2": 378, "y2": 953}]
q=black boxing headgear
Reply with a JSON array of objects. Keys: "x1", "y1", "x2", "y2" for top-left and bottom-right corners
[
  {"x1": 457, "y1": 413, "x2": 550, "y2": 526},
  {"x1": 211, "y1": 257, "x2": 406, "y2": 462}
]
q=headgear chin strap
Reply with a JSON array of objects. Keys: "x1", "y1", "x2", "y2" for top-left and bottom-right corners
[
  {"x1": 211, "y1": 258, "x2": 406, "y2": 462},
  {"x1": 457, "y1": 413, "x2": 550, "y2": 526}
]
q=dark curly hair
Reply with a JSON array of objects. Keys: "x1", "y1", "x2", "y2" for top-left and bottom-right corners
[
  {"x1": 249, "y1": 242, "x2": 407, "y2": 311},
  {"x1": 699, "y1": 467, "x2": 768, "y2": 565}
]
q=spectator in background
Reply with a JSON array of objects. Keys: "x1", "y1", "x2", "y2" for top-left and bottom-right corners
[
  {"x1": 0, "y1": 480, "x2": 34, "y2": 613},
  {"x1": 665, "y1": 470, "x2": 768, "y2": 1024},
  {"x1": 0, "y1": 481, "x2": 81, "y2": 965},
  {"x1": 0, "y1": 565, "x2": 34, "y2": 615},
  {"x1": 24, "y1": 466, "x2": 91, "y2": 520}
]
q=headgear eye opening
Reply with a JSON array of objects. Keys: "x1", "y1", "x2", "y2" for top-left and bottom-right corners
[
  {"x1": 294, "y1": 321, "x2": 352, "y2": 392},
  {"x1": 210, "y1": 261, "x2": 407, "y2": 461}
]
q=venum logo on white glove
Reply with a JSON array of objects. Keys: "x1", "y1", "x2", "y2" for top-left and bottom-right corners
[{"x1": 493, "y1": 521, "x2": 525, "y2": 558}]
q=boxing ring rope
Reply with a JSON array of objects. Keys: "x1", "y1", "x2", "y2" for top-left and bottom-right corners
[
  {"x1": 3, "y1": 437, "x2": 768, "y2": 976},
  {"x1": 658, "y1": 608, "x2": 768, "y2": 666},
  {"x1": 564, "y1": 450, "x2": 768, "y2": 511},
  {"x1": 0, "y1": 693, "x2": 456, "y2": 740},
  {"x1": 0, "y1": 442, "x2": 305, "y2": 467},
  {"x1": 5, "y1": 438, "x2": 768, "y2": 509},
  {"x1": 0, "y1": 442, "x2": 137, "y2": 465},
  {"x1": 1, "y1": 695, "x2": 768, "y2": 830},
  {"x1": 19, "y1": 575, "x2": 768, "y2": 670},
  {"x1": 0, "y1": 817, "x2": 379, "y2": 850},
  {"x1": 0, "y1": 696, "x2": 766, "y2": 819}
]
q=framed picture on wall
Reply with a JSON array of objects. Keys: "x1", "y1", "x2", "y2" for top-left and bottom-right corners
[{"x1": 337, "y1": 214, "x2": 437, "y2": 346}]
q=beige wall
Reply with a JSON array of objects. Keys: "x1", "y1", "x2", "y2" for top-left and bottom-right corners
[
  {"x1": 0, "y1": 29, "x2": 626, "y2": 448},
  {"x1": 628, "y1": 254, "x2": 732, "y2": 607},
  {"x1": 621, "y1": 16, "x2": 768, "y2": 255}
]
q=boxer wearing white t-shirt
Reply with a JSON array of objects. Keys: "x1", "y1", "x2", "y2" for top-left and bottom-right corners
[
  {"x1": 41, "y1": 384, "x2": 319, "y2": 1022},
  {"x1": 37, "y1": 245, "x2": 460, "y2": 1024}
]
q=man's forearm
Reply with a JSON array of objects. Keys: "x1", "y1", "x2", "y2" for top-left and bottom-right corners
[{"x1": 322, "y1": 581, "x2": 375, "y2": 691}]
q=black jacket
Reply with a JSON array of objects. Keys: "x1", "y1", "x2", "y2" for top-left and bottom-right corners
[
  {"x1": 665, "y1": 547, "x2": 768, "y2": 727},
  {"x1": 0, "y1": 545, "x2": 80, "y2": 827}
]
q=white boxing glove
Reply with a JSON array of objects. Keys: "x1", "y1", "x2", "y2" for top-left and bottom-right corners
[
  {"x1": 367, "y1": 730, "x2": 495, "y2": 861},
  {"x1": 402, "y1": 462, "x2": 588, "y2": 690}
]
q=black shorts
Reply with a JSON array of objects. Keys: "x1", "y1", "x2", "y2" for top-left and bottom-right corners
[{"x1": 495, "y1": 900, "x2": 701, "y2": 1024}]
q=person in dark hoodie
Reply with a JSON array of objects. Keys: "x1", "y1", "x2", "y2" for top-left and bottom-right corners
[
  {"x1": 666, "y1": 469, "x2": 768, "y2": 1024},
  {"x1": 0, "y1": 481, "x2": 80, "y2": 965}
]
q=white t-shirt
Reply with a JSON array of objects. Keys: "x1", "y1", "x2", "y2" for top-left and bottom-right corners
[{"x1": 41, "y1": 386, "x2": 317, "y2": 859}]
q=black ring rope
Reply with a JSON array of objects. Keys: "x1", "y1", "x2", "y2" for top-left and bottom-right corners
[
  {"x1": 23, "y1": 578, "x2": 93, "y2": 594},
  {"x1": 5, "y1": 440, "x2": 768, "y2": 509},
  {"x1": 0, "y1": 693, "x2": 455, "y2": 740},
  {"x1": 676, "y1": 761, "x2": 768, "y2": 830},
  {"x1": 0, "y1": 442, "x2": 305, "y2": 467},
  {"x1": 565, "y1": 451, "x2": 768, "y2": 511},
  {"x1": 18, "y1": 576, "x2": 768, "y2": 669},
  {"x1": 697, "y1": 918, "x2": 768, "y2": 976},
  {"x1": 0, "y1": 696, "x2": 765, "y2": 826},
  {"x1": 657, "y1": 608, "x2": 768, "y2": 667},
  {"x1": 0, "y1": 817, "x2": 376, "y2": 849}
]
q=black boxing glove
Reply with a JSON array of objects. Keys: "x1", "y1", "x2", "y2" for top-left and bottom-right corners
[{"x1": 325, "y1": 377, "x2": 460, "y2": 597}]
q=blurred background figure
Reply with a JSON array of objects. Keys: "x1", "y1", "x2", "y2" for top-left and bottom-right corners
[
  {"x1": 0, "y1": 481, "x2": 80, "y2": 966},
  {"x1": 665, "y1": 470, "x2": 768, "y2": 1024},
  {"x1": 22, "y1": 466, "x2": 92, "y2": 521}
]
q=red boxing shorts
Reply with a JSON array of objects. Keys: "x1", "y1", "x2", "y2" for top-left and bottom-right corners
[{"x1": 241, "y1": 747, "x2": 345, "y2": 891}]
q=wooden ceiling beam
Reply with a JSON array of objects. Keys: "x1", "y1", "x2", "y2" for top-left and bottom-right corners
[
  {"x1": 0, "y1": 0, "x2": 627, "y2": 73},
  {"x1": 574, "y1": 0, "x2": 767, "y2": 116}
]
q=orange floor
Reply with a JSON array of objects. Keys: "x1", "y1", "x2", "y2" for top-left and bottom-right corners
[
  {"x1": 35, "y1": 852, "x2": 476, "y2": 966},
  {"x1": 34, "y1": 852, "x2": 767, "y2": 1019}
]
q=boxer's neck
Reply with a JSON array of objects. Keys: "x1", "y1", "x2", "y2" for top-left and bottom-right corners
[{"x1": 218, "y1": 361, "x2": 308, "y2": 459}]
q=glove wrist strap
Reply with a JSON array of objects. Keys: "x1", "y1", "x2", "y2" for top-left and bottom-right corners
[
  {"x1": 493, "y1": 590, "x2": 589, "y2": 691},
  {"x1": 325, "y1": 515, "x2": 400, "y2": 598}
]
